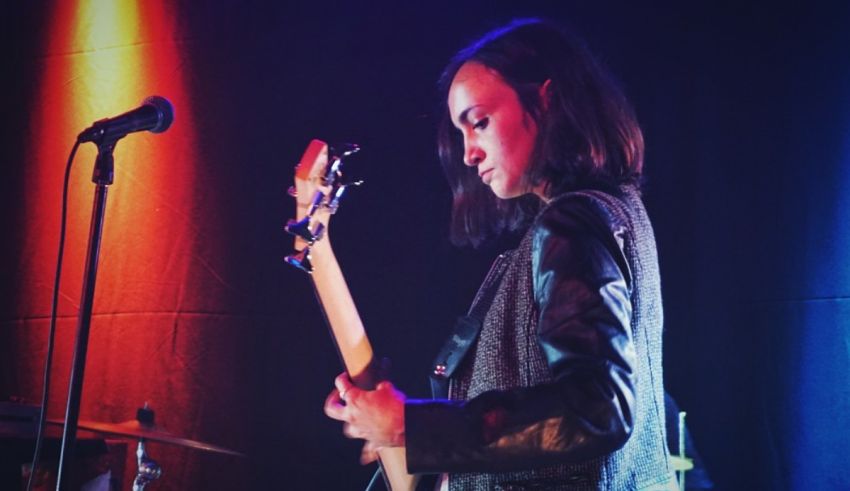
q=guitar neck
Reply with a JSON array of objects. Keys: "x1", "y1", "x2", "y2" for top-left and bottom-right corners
[
  {"x1": 306, "y1": 239, "x2": 417, "y2": 491},
  {"x1": 308, "y1": 239, "x2": 378, "y2": 386},
  {"x1": 288, "y1": 139, "x2": 416, "y2": 491}
]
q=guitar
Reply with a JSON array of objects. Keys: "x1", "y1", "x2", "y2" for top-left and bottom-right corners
[{"x1": 286, "y1": 139, "x2": 418, "y2": 491}]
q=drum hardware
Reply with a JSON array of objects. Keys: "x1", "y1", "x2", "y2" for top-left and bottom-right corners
[
  {"x1": 672, "y1": 411, "x2": 694, "y2": 490},
  {"x1": 49, "y1": 403, "x2": 243, "y2": 490},
  {"x1": 132, "y1": 438, "x2": 160, "y2": 491}
]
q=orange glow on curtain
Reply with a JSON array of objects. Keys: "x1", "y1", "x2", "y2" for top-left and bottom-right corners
[{"x1": 18, "y1": 0, "x2": 199, "y2": 451}]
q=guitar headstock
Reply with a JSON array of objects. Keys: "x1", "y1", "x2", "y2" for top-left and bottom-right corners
[
  {"x1": 285, "y1": 139, "x2": 361, "y2": 273},
  {"x1": 293, "y1": 139, "x2": 330, "y2": 232}
]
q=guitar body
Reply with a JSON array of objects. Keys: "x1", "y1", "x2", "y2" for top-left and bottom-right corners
[{"x1": 290, "y1": 140, "x2": 418, "y2": 491}]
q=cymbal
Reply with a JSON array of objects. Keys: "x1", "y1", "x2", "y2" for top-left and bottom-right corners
[
  {"x1": 669, "y1": 455, "x2": 694, "y2": 471},
  {"x1": 48, "y1": 419, "x2": 243, "y2": 457}
]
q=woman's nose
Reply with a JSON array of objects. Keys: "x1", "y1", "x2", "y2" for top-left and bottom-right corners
[{"x1": 464, "y1": 143, "x2": 484, "y2": 166}]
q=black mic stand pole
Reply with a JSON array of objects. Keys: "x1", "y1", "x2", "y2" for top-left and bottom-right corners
[{"x1": 55, "y1": 138, "x2": 117, "y2": 491}]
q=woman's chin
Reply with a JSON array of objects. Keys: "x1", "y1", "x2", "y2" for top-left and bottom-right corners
[
  {"x1": 490, "y1": 188, "x2": 510, "y2": 200},
  {"x1": 487, "y1": 180, "x2": 509, "y2": 200},
  {"x1": 490, "y1": 185, "x2": 523, "y2": 200}
]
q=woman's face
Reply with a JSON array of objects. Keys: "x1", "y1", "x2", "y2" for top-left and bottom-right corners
[{"x1": 448, "y1": 62, "x2": 541, "y2": 200}]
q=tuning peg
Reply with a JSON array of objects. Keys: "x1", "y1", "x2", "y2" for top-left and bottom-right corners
[
  {"x1": 323, "y1": 143, "x2": 360, "y2": 187},
  {"x1": 326, "y1": 180, "x2": 364, "y2": 214},
  {"x1": 329, "y1": 143, "x2": 360, "y2": 160},
  {"x1": 285, "y1": 217, "x2": 325, "y2": 245},
  {"x1": 285, "y1": 248, "x2": 313, "y2": 273},
  {"x1": 306, "y1": 190, "x2": 327, "y2": 216}
]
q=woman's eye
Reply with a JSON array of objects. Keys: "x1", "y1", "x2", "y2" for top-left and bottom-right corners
[{"x1": 473, "y1": 117, "x2": 489, "y2": 130}]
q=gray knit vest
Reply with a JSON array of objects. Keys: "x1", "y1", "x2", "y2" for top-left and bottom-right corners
[{"x1": 448, "y1": 186, "x2": 674, "y2": 491}]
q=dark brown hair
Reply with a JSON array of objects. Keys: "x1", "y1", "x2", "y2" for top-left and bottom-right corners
[{"x1": 438, "y1": 18, "x2": 644, "y2": 247}]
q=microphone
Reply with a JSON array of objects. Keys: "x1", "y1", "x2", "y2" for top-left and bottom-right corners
[{"x1": 77, "y1": 96, "x2": 175, "y2": 144}]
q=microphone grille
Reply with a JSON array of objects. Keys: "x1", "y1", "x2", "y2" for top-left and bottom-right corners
[{"x1": 144, "y1": 95, "x2": 175, "y2": 134}]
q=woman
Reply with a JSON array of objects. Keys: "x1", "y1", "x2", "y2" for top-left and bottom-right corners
[{"x1": 325, "y1": 18, "x2": 676, "y2": 490}]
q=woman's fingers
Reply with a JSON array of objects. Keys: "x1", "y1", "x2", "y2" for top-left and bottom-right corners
[
  {"x1": 326, "y1": 373, "x2": 406, "y2": 450},
  {"x1": 334, "y1": 373, "x2": 355, "y2": 402},
  {"x1": 343, "y1": 422, "x2": 365, "y2": 439},
  {"x1": 360, "y1": 441, "x2": 379, "y2": 465},
  {"x1": 324, "y1": 388, "x2": 346, "y2": 421}
]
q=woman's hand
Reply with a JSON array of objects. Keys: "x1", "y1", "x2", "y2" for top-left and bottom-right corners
[{"x1": 324, "y1": 373, "x2": 406, "y2": 464}]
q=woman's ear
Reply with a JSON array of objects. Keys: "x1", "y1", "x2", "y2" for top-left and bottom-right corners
[{"x1": 539, "y1": 79, "x2": 552, "y2": 110}]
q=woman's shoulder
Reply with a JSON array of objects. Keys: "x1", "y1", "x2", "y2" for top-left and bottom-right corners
[
  {"x1": 534, "y1": 185, "x2": 634, "y2": 236},
  {"x1": 530, "y1": 186, "x2": 635, "y2": 289}
]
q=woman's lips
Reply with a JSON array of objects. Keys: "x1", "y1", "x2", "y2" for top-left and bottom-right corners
[{"x1": 479, "y1": 168, "x2": 494, "y2": 184}]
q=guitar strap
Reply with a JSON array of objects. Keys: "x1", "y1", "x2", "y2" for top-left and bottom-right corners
[
  {"x1": 367, "y1": 252, "x2": 512, "y2": 491},
  {"x1": 429, "y1": 251, "x2": 512, "y2": 399}
]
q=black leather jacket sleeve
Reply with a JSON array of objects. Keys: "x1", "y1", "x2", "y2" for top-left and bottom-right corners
[{"x1": 405, "y1": 196, "x2": 637, "y2": 474}]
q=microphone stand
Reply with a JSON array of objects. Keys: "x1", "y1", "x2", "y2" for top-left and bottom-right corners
[{"x1": 55, "y1": 137, "x2": 117, "y2": 491}]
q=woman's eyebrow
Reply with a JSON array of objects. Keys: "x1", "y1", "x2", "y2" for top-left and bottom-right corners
[{"x1": 457, "y1": 105, "x2": 480, "y2": 125}]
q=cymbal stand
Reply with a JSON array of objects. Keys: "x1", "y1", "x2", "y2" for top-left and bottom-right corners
[
  {"x1": 677, "y1": 411, "x2": 689, "y2": 491},
  {"x1": 132, "y1": 439, "x2": 162, "y2": 491}
]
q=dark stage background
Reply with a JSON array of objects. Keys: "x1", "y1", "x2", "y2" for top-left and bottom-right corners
[{"x1": 2, "y1": 2, "x2": 849, "y2": 490}]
